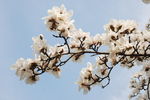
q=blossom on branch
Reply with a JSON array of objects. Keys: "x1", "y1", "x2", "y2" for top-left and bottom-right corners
[
  {"x1": 32, "y1": 34, "x2": 48, "y2": 55},
  {"x1": 11, "y1": 5, "x2": 150, "y2": 100},
  {"x1": 12, "y1": 58, "x2": 40, "y2": 84},
  {"x1": 42, "y1": 4, "x2": 75, "y2": 37}
]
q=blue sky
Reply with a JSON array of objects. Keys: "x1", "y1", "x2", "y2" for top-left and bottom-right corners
[{"x1": 0, "y1": 0, "x2": 150, "y2": 100}]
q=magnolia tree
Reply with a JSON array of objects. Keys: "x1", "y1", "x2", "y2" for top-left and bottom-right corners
[{"x1": 11, "y1": 1, "x2": 150, "y2": 100}]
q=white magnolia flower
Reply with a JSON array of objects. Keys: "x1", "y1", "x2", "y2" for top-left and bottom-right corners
[
  {"x1": 47, "y1": 5, "x2": 73, "y2": 21},
  {"x1": 12, "y1": 58, "x2": 34, "y2": 80},
  {"x1": 11, "y1": 57, "x2": 42, "y2": 84},
  {"x1": 76, "y1": 62, "x2": 95, "y2": 94},
  {"x1": 57, "y1": 20, "x2": 75, "y2": 37},
  {"x1": 84, "y1": 34, "x2": 102, "y2": 49},
  {"x1": 70, "y1": 29, "x2": 90, "y2": 50},
  {"x1": 80, "y1": 62, "x2": 93, "y2": 78},
  {"x1": 107, "y1": 32, "x2": 118, "y2": 42},
  {"x1": 104, "y1": 19, "x2": 137, "y2": 36},
  {"x1": 70, "y1": 29, "x2": 90, "y2": 41},
  {"x1": 49, "y1": 45, "x2": 67, "y2": 56},
  {"x1": 42, "y1": 5, "x2": 75, "y2": 37},
  {"x1": 32, "y1": 34, "x2": 48, "y2": 54}
]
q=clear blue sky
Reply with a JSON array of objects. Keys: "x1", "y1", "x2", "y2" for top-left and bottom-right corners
[{"x1": 0, "y1": 0, "x2": 150, "y2": 100}]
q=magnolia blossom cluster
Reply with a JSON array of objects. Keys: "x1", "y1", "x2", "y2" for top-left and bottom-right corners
[
  {"x1": 76, "y1": 55, "x2": 114, "y2": 94},
  {"x1": 42, "y1": 5, "x2": 75, "y2": 37},
  {"x1": 76, "y1": 62, "x2": 96, "y2": 94},
  {"x1": 12, "y1": 58, "x2": 40, "y2": 84},
  {"x1": 129, "y1": 61, "x2": 150, "y2": 100},
  {"x1": 12, "y1": 34, "x2": 66, "y2": 84},
  {"x1": 11, "y1": 5, "x2": 150, "y2": 99},
  {"x1": 103, "y1": 20, "x2": 150, "y2": 68}
]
